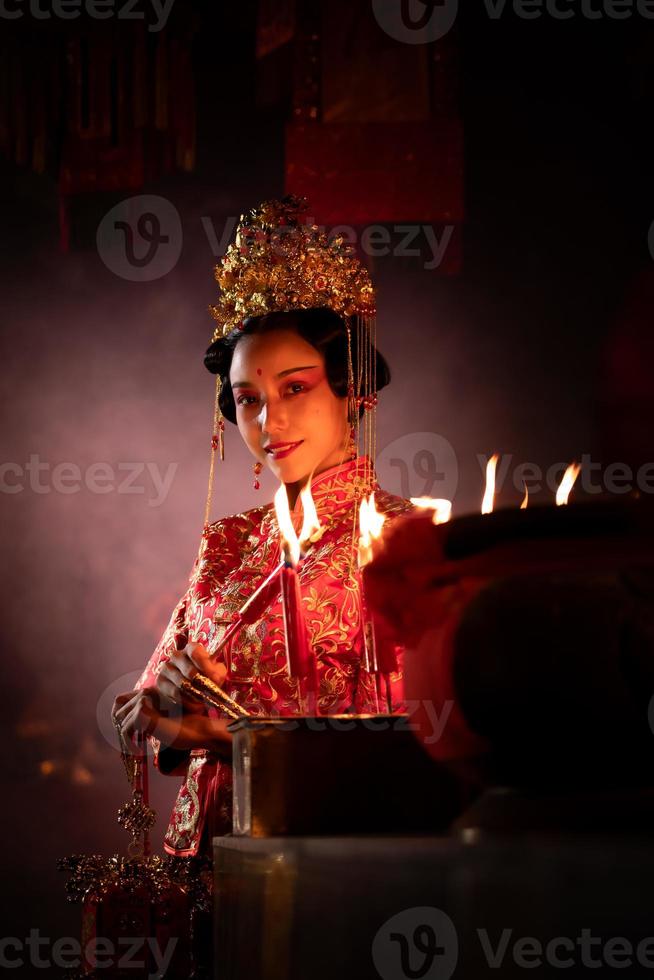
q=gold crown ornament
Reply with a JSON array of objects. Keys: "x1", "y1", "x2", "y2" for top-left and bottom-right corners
[
  {"x1": 209, "y1": 195, "x2": 376, "y2": 340},
  {"x1": 202, "y1": 194, "x2": 380, "y2": 536}
]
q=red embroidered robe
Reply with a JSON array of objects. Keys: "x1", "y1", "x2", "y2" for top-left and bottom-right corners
[{"x1": 136, "y1": 455, "x2": 414, "y2": 856}]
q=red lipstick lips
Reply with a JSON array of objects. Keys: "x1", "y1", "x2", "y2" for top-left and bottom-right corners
[{"x1": 264, "y1": 440, "x2": 303, "y2": 460}]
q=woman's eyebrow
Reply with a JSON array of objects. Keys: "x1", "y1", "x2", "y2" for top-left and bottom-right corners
[
  {"x1": 232, "y1": 365, "x2": 318, "y2": 388},
  {"x1": 276, "y1": 364, "x2": 318, "y2": 379}
]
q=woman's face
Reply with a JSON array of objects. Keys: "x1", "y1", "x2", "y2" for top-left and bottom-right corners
[{"x1": 229, "y1": 328, "x2": 349, "y2": 486}]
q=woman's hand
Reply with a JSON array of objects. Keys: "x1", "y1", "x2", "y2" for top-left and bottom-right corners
[
  {"x1": 112, "y1": 686, "x2": 162, "y2": 740},
  {"x1": 111, "y1": 684, "x2": 233, "y2": 757},
  {"x1": 111, "y1": 645, "x2": 230, "y2": 752},
  {"x1": 154, "y1": 642, "x2": 228, "y2": 710}
]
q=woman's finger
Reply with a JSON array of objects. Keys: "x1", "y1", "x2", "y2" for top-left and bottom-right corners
[
  {"x1": 204, "y1": 660, "x2": 227, "y2": 686},
  {"x1": 113, "y1": 692, "x2": 139, "y2": 725},
  {"x1": 155, "y1": 673, "x2": 184, "y2": 703},
  {"x1": 156, "y1": 664, "x2": 187, "y2": 701},
  {"x1": 113, "y1": 688, "x2": 157, "y2": 728},
  {"x1": 112, "y1": 691, "x2": 133, "y2": 710},
  {"x1": 169, "y1": 650, "x2": 201, "y2": 680},
  {"x1": 120, "y1": 699, "x2": 157, "y2": 739},
  {"x1": 185, "y1": 643, "x2": 227, "y2": 686},
  {"x1": 184, "y1": 642, "x2": 211, "y2": 671},
  {"x1": 112, "y1": 691, "x2": 136, "y2": 719}
]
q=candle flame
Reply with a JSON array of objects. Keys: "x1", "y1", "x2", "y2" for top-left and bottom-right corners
[
  {"x1": 274, "y1": 478, "x2": 323, "y2": 564},
  {"x1": 556, "y1": 462, "x2": 581, "y2": 506},
  {"x1": 358, "y1": 492, "x2": 386, "y2": 567},
  {"x1": 274, "y1": 483, "x2": 301, "y2": 566},
  {"x1": 410, "y1": 496, "x2": 452, "y2": 525},
  {"x1": 520, "y1": 483, "x2": 528, "y2": 510},
  {"x1": 481, "y1": 454, "x2": 499, "y2": 514}
]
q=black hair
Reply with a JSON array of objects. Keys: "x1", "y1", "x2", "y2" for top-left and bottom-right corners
[{"x1": 204, "y1": 307, "x2": 391, "y2": 425}]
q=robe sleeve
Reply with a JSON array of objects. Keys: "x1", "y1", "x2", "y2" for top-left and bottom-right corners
[
  {"x1": 133, "y1": 548, "x2": 200, "y2": 776},
  {"x1": 132, "y1": 513, "x2": 254, "y2": 774}
]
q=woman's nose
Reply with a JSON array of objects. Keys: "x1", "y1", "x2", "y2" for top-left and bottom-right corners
[{"x1": 259, "y1": 398, "x2": 288, "y2": 436}]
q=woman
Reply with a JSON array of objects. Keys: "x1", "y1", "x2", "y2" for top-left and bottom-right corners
[{"x1": 112, "y1": 196, "x2": 414, "y2": 857}]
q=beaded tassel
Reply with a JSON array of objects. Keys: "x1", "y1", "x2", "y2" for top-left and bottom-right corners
[{"x1": 203, "y1": 375, "x2": 224, "y2": 533}]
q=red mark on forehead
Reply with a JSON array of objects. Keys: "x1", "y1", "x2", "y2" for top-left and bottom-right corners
[{"x1": 256, "y1": 368, "x2": 262, "y2": 376}]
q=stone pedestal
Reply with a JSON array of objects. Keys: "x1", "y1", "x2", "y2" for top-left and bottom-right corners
[{"x1": 213, "y1": 824, "x2": 654, "y2": 979}]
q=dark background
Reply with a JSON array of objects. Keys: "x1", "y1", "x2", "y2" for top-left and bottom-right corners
[{"x1": 1, "y1": 0, "x2": 653, "y2": 969}]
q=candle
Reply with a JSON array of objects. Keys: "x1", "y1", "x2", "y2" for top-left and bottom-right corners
[
  {"x1": 209, "y1": 479, "x2": 322, "y2": 679},
  {"x1": 274, "y1": 482, "x2": 319, "y2": 714},
  {"x1": 238, "y1": 561, "x2": 285, "y2": 623},
  {"x1": 280, "y1": 560, "x2": 306, "y2": 675}
]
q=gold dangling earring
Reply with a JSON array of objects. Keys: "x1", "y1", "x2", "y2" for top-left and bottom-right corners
[
  {"x1": 347, "y1": 423, "x2": 357, "y2": 459},
  {"x1": 253, "y1": 460, "x2": 263, "y2": 490}
]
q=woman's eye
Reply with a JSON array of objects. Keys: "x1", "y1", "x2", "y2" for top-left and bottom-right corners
[{"x1": 237, "y1": 383, "x2": 305, "y2": 406}]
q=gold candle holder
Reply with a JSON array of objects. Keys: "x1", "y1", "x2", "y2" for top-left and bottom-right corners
[{"x1": 180, "y1": 674, "x2": 250, "y2": 720}]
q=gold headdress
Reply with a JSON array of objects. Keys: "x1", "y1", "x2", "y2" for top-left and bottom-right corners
[
  {"x1": 203, "y1": 194, "x2": 379, "y2": 528},
  {"x1": 209, "y1": 195, "x2": 376, "y2": 337}
]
